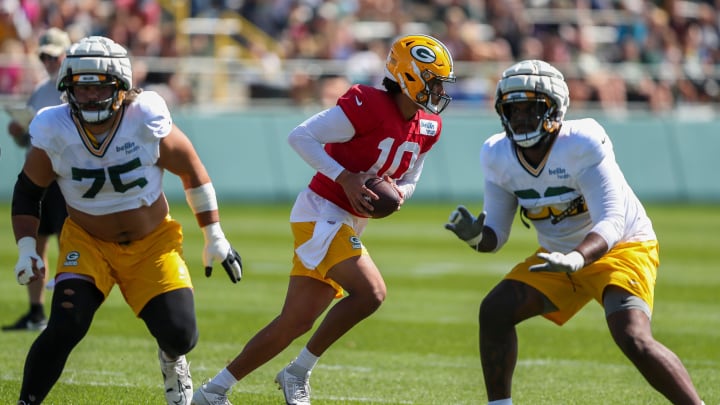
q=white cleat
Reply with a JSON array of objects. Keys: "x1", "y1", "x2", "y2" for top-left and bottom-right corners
[
  {"x1": 275, "y1": 366, "x2": 311, "y2": 405},
  {"x1": 191, "y1": 382, "x2": 232, "y2": 405},
  {"x1": 159, "y1": 349, "x2": 193, "y2": 405}
]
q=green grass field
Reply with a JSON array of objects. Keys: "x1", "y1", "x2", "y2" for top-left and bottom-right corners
[{"x1": 0, "y1": 202, "x2": 718, "y2": 405}]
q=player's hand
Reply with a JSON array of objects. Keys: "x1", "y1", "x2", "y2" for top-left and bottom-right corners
[
  {"x1": 444, "y1": 205, "x2": 486, "y2": 247},
  {"x1": 201, "y1": 223, "x2": 242, "y2": 283},
  {"x1": 529, "y1": 251, "x2": 585, "y2": 273},
  {"x1": 14, "y1": 237, "x2": 45, "y2": 285}
]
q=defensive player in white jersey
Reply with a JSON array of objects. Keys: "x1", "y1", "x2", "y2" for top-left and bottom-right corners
[
  {"x1": 192, "y1": 34, "x2": 455, "y2": 405},
  {"x1": 11, "y1": 36, "x2": 243, "y2": 405},
  {"x1": 445, "y1": 60, "x2": 704, "y2": 405}
]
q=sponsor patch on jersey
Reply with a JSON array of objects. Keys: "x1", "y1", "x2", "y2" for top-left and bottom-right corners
[
  {"x1": 548, "y1": 167, "x2": 570, "y2": 179},
  {"x1": 116, "y1": 141, "x2": 140, "y2": 154},
  {"x1": 419, "y1": 119, "x2": 438, "y2": 136}
]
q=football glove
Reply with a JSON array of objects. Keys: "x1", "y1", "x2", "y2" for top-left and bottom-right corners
[
  {"x1": 444, "y1": 205, "x2": 486, "y2": 247},
  {"x1": 202, "y1": 223, "x2": 243, "y2": 283},
  {"x1": 529, "y1": 251, "x2": 585, "y2": 274},
  {"x1": 14, "y1": 236, "x2": 44, "y2": 285}
]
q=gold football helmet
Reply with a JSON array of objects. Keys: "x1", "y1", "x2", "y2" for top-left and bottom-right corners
[{"x1": 385, "y1": 34, "x2": 456, "y2": 114}]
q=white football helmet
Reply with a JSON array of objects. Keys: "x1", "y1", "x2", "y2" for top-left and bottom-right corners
[
  {"x1": 57, "y1": 36, "x2": 132, "y2": 123},
  {"x1": 494, "y1": 60, "x2": 569, "y2": 148}
]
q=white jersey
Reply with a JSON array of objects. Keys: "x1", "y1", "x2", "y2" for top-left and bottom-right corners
[
  {"x1": 481, "y1": 118, "x2": 656, "y2": 253},
  {"x1": 29, "y1": 91, "x2": 172, "y2": 215}
]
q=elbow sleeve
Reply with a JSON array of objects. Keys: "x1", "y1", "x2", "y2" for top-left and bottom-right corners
[{"x1": 11, "y1": 172, "x2": 46, "y2": 218}]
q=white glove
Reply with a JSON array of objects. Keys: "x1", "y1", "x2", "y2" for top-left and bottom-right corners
[
  {"x1": 14, "y1": 237, "x2": 44, "y2": 285},
  {"x1": 444, "y1": 205, "x2": 485, "y2": 247},
  {"x1": 529, "y1": 251, "x2": 585, "y2": 273},
  {"x1": 201, "y1": 223, "x2": 243, "y2": 283}
]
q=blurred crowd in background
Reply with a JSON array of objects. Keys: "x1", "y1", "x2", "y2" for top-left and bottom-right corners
[{"x1": 1, "y1": 0, "x2": 719, "y2": 112}]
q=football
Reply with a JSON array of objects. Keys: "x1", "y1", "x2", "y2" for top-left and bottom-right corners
[{"x1": 364, "y1": 177, "x2": 401, "y2": 219}]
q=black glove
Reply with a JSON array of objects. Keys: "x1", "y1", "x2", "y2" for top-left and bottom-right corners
[{"x1": 444, "y1": 205, "x2": 486, "y2": 247}]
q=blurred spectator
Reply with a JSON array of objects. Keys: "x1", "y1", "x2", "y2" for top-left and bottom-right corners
[
  {"x1": 345, "y1": 39, "x2": 385, "y2": 85},
  {"x1": 316, "y1": 73, "x2": 350, "y2": 108},
  {"x1": 3, "y1": 27, "x2": 70, "y2": 332},
  {"x1": 0, "y1": 38, "x2": 26, "y2": 94},
  {"x1": 1, "y1": 0, "x2": 719, "y2": 110}
]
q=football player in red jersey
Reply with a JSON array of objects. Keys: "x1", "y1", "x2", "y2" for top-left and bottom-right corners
[{"x1": 193, "y1": 34, "x2": 455, "y2": 405}]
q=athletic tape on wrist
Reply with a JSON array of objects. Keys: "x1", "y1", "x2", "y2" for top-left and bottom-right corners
[
  {"x1": 201, "y1": 222, "x2": 224, "y2": 241},
  {"x1": 17, "y1": 236, "x2": 37, "y2": 255},
  {"x1": 185, "y1": 183, "x2": 218, "y2": 214}
]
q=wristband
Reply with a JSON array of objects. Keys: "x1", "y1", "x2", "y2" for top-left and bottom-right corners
[
  {"x1": 201, "y1": 222, "x2": 224, "y2": 241},
  {"x1": 185, "y1": 183, "x2": 218, "y2": 214},
  {"x1": 17, "y1": 236, "x2": 37, "y2": 255}
]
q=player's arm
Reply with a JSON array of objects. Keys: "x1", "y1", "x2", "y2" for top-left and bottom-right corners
[
  {"x1": 445, "y1": 181, "x2": 515, "y2": 253},
  {"x1": 287, "y1": 106, "x2": 354, "y2": 180},
  {"x1": 395, "y1": 152, "x2": 428, "y2": 201},
  {"x1": 11, "y1": 147, "x2": 55, "y2": 284},
  {"x1": 288, "y1": 106, "x2": 376, "y2": 214},
  {"x1": 157, "y1": 124, "x2": 242, "y2": 283},
  {"x1": 8, "y1": 120, "x2": 30, "y2": 147},
  {"x1": 12, "y1": 147, "x2": 55, "y2": 238},
  {"x1": 572, "y1": 158, "x2": 623, "y2": 263},
  {"x1": 157, "y1": 124, "x2": 214, "y2": 224},
  {"x1": 530, "y1": 158, "x2": 620, "y2": 273}
]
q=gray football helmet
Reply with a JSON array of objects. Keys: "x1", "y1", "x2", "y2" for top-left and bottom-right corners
[
  {"x1": 57, "y1": 36, "x2": 132, "y2": 123},
  {"x1": 494, "y1": 60, "x2": 569, "y2": 148}
]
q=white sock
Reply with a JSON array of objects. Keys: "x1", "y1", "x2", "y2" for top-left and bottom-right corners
[
  {"x1": 488, "y1": 399, "x2": 512, "y2": 405},
  {"x1": 209, "y1": 368, "x2": 238, "y2": 391},
  {"x1": 288, "y1": 347, "x2": 319, "y2": 375},
  {"x1": 159, "y1": 350, "x2": 179, "y2": 363}
]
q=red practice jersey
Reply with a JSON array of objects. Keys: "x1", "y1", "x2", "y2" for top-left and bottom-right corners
[{"x1": 308, "y1": 84, "x2": 443, "y2": 216}]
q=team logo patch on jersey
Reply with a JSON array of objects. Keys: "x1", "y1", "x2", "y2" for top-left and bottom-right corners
[
  {"x1": 349, "y1": 236, "x2": 362, "y2": 249},
  {"x1": 178, "y1": 265, "x2": 188, "y2": 280},
  {"x1": 419, "y1": 119, "x2": 438, "y2": 136},
  {"x1": 63, "y1": 251, "x2": 80, "y2": 267}
]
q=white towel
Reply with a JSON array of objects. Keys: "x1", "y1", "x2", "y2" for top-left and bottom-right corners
[{"x1": 295, "y1": 220, "x2": 344, "y2": 269}]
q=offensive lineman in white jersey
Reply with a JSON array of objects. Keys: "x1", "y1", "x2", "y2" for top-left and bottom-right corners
[
  {"x1": 11, "y1": 36, "x2": 242, "y2": 405},
  {"x1": 445, "y1": 60, "x2": 703, "y2": 405}
]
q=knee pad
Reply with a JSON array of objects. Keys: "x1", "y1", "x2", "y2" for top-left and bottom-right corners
[
  {"x1": 141, "y1": 288, "x2": 198, "y2": 357},
  {"x1": 46, "y1": 279, "x2": 104, "y2": 347},
  {"x1": 152, "y1": 318, "x2": 198, "y2": 357}
]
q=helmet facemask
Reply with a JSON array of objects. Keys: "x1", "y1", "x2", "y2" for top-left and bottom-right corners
[
  {"x1": 414, "y1": 70, "x2": 454, "y2": 114},
  {"x1": 56, "y1": 36, "x2": 133, "y2": 124},
  {"x1": 64, "y1": 74, "x2": 125, "y2": 124},
  {"x1": 497, "y1": 91, "x2": 558, "y2": 148}
]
